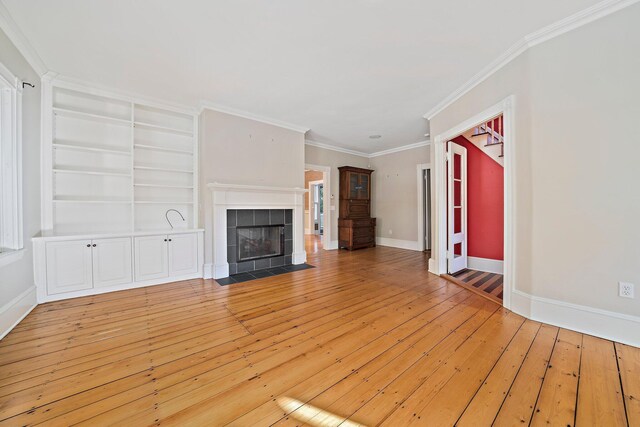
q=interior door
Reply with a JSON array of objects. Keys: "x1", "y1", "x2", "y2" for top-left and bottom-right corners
[
  {"x1": 92, "y1": 237, "x2": 133, "y2": 288},
  {"x1": 447, "y1": 141, "x2": 467, "y2": 274}
]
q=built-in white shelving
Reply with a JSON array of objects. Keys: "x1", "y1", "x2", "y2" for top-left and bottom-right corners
[{"x1": 43, "y1": 82, "x2": 198, "y2": 234}]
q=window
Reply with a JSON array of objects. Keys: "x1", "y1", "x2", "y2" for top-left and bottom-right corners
[{"x1": 0, "y1": 61, "x2": 23, "y2": 261}]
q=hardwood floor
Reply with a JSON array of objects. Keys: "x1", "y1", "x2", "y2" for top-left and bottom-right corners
[
  {"x1": 0, "y1": 241, "x2": 637, "y2": 426},
  {"x1": 443, "y1": 269, "x2": 504, "y2": 304}
]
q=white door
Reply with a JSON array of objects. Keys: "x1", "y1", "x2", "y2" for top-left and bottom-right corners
[
  {"x1": 46, "y1": 240, "x2": 93, "y2": 295},
  {"x1": 134, "y1": 235, "x2": 169, "y2": 281},
  {"x1": 92, "y1": 237, "x2": 133, "y2": 288},
  {"x1": 447, "y1": 141, "x2": 468, "y2": 274},
  {"x1": 168, "y1": 233, "x2": 198, "y2": 276}
]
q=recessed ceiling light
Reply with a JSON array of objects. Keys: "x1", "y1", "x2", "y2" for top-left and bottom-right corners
[{"x1": 369, "y1": 135, "x2": 382, "y2": 139}]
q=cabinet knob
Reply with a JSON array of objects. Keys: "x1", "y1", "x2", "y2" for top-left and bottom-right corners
[
  {"x1": 164, "y1": 239, "x2": 167, "y2": 242},
  {"x1": 86, "y1": 244, "x2": 91, "y2": 248},
  {"x1": 92, "y1": 244, "x2": 96, "y2": 247},
  {"x1": 168, "y1": 238, "x2": 172, "y2": 242}
]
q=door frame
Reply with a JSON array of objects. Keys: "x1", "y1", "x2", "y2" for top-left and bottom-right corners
[
  {"x1": 308, "y1": 179, "x2": 323, "y2": 235},
  {"x1": 416, "y1": 163, "x2": 432, "y2": 252},
  {"x1": 305, "y1": 164, "x2": 332, "y2": 250},
  {"x1": 431, "y1": 95, "x2": 515, "y2": 308}
]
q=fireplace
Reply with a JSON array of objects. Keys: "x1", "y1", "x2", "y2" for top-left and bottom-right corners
[
  {"x1": 226, "y1": 208, "x2": 293, "y2": 274},
  {"x1": 208, "y1": 183, "x2": 307, "y2": 279},
  {"x1": 237, "y1": 225, "x2": 284, "y2": 262}
]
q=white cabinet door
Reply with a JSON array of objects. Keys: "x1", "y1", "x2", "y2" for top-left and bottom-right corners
[
  {"x1": 134, "y1": 235, "x2": 168, "y2": 281},
  {"x1": 46, "y1": 240, "x2": 93, "y2": 295},
  {"x1": 168, "y1": 233, "x2": 198, "y2": 276},
  {"x1": 92, "y1": 237, "x2": 133, "y2": 288}
]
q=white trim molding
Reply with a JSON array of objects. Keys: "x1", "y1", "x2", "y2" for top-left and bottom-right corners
[
  {"x1": 511, "y1": 290, "x2": 640, "y2": 348},
  {"x1": 368, "y1": 140, "x2": 431, "y2": 158},
  {"x1": 305, "y1": 139, "x2": 431, "y2": 159},
  {"x1": 200, "y1": 101, "x2": 310, "y2": 134},
  {"x1": 0, "y1": 285, "x2": 37, "y2": 340},
  {"x1": 432, "y1": 95, "x2": 515, "y2": 309},
  {"x1": 375, "y1": 237, "x2": 419, "y2": 251},
  {"x1": 424, "y1": 0, "x2": 640, "y2": 120},
  {"x1": 468, "y1": 256, "x2": 504, "y2": 274},
  {"x1": 0, "y1": 2, "x2": 48, "y2": 76},
  {"x1": 305, "y1": 140, "x2": 369, "y2": 158}
]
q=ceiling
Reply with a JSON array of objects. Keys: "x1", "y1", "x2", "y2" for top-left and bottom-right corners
[{"x1": 3, "y1": 0, "x2": 602, "y2": 153}]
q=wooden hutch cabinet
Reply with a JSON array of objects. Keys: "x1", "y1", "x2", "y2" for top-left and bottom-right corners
[{"x1": 338, "y1": 166, "x2": 376, "y2": 250}]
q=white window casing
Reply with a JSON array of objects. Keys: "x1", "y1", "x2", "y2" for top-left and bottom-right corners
[{"x1": 0, "y1": 61, "x2": 24, "y2": 266}]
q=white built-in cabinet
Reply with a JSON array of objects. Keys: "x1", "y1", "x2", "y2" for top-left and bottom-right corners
[
  {"x1": 34, "y1": 231, "x2": 204, "y2": 302},
  {"x1": 45, "y1": 237, "x2": 132, "y2": 295},
  {"x1": 134, "y1": 232, "x2": 198, "y2": 281},
  {"x1": 34, "y1": 77, "x2": 204, "y2": 303}
]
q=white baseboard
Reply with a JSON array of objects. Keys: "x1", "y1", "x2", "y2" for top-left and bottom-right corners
[
  {"x1": 511, "y1": 290, "x2": 640, "y2": 348},
  {"x1": 292, "y1": 251, "x2": 307, "y2": 265},
  {"x1": 213, "y1": 263, "x2": 230, "y2": 280},
  {"x1": 203, "y1": 263, "x2": 213, "y2": 279},
  {"x1": 325, "y1": 240, "x2": 338, "y2": 250},
  {"x1": 375, "y1": 237, "x2": 419, "y2": 251},
  {"x1": 468, "y1": 256, "x2": 504, "y2": 274},
  {"x1": 0, "y1": 286, "x2": 37, "y2": 340},
  {"x1": 428, "y1": 258, "x2": 439, "y2": 275}
]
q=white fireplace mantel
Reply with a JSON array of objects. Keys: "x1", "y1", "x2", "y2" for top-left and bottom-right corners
[{"x1": 208, "y1": 183, "x2": 308, "y2": 279}]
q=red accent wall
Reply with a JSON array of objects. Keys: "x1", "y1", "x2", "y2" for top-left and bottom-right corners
[{"x1": 452, "y1": 135, "x2": 504, "y2": 260}]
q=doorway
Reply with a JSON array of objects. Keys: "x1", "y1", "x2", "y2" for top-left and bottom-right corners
[
  {"x1": 417, "y1": 163, "x2": 432, "y2": 257},
  {"x1": 432, "y1": 96, "x2": 514, "y2": 308},
  {"x1": 304, "y1": 165, "x2": 331, "y2": 252}
]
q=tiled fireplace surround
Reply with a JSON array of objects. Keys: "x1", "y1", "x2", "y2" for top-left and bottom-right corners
[
  {"x1": 226, "y1": 209, "x2": 293, "y2": 275},
  {"x1": 208, "y1": 183, "x2": 308, "y2": 279}
]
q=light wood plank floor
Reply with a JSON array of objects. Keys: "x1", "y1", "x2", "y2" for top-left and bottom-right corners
[{"x1": 0, "y1": 239, "x2": 637, "y2": 426}]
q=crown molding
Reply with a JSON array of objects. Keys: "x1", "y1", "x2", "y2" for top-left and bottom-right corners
[
  {"x1": 424, "y1": 0, "x2": 640, "y2": 121},
  {"x1": 50, "y1": 73, "x2": 197, "y2": 115},
  {"x1": 304, "y1": 140, "x2": 369, "y2": 158},
  {"x1": 305, "y1": 139, "x2": 431, "y2": 159},
  {"x1": 199, "y1": 101, "x2": 310, "y2": 134},
  {"x1": 368, "y1": 140, "x2": 431, "y2": 158},
  {"x1": 0, "y1": 1, "x2": 48, "y2": 76}
]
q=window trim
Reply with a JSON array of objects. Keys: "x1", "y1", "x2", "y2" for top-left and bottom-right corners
[{"x1": 0, "y1": 61, "x2": 24, "y2": 264}]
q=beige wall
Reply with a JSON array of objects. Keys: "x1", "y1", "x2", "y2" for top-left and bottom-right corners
[
  {"x1": 0, "y1": 29, "x2": 41, "y2": 308},
  {"x1": 304, "y1": 145, "x2": 369, "y2": 246},
  {"x1": 370, "y1": 146, "x2": 430, "y2": 244},
  {"x1": 430, "y1": 4, "x2": 639, "y2": 317},
  {"x1": 199, "y1": 109, "x2": 306, "y2": 265}
]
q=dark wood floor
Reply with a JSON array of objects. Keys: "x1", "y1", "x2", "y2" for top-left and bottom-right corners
[
  {"x1": 0, "y1": 237, "x2": 637, "y2": 426},
  {"x1": 444, "y1": 269, "x2": 504, "y2": 304}
]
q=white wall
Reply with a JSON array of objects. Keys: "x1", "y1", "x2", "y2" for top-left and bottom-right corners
[
  {"x1": 429, "y1": 3, "x2": 640, "y2": 343},
  {"x1": 370, "y1": 146, "x2": 430, "y2": 246},
  {"x1": 199, "y1": 109, "x2": 306, "y2": 266},
  {"x1": 304, "y1": 144, "x2": 369, "y2": 247},
  {"x1": 0, "y1": 28, "x2": 41, "y2": 335}
]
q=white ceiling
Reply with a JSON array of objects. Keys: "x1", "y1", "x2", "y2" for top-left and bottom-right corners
[{"x1": 3, "y1": 0, "x2": 602, "y2": 153}]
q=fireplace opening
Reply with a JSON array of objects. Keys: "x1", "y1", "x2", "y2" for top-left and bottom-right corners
[{"x1": 237, "y1": 225, "x2": 285, "y2": 262}]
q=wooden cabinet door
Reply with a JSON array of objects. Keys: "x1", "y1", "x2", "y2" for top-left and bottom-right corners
[
  {"x1": 134, "y1": 235, "x2": 169, "y2": 282},
  {"x1": 358, "y1": 173, "x2": 370, "y2": 199},
  {"x1": 168, "y1": 233, "x2": 198, "y2": 276},
  {"x1": 92, "y1": 237, "x2": 133, "y2": 288},
  {"x1": 46, "y1": 240, "x2": 93, "y2": 295}
]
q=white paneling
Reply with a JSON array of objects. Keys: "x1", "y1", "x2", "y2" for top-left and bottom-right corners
[
  {"x1": 134, "y1": 235, "x2": 168, "y2": 281},
  {"x1": 45, "y1": 240, "x2": 93, "y2": 294},
  {"x1": 92, "y1": 237, "x2": 133, "y2": 288},
  {"x1": 168, "y1": 233, "x2": 198, "y2": 276}
]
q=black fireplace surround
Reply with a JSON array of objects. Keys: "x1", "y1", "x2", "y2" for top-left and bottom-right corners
[{"x1": 227, "y1": 209, "x2": 293, "y2": 275}]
